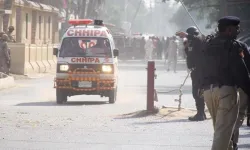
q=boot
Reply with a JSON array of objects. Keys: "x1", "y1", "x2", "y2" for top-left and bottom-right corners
[
  {"x1": 188, "y1": 114, "x2": 205, "y2": 121},
  {"x1": 204, "y1": 112, "x2": 207, "y2": 119},
  {"x1": 188, "y1": 112, "x2": 206, "y2": 121},
  {"x1": 233, "y1": 142, "x2": 238, "y2": 150}
]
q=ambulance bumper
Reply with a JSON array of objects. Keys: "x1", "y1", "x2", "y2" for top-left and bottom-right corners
[{"x1": 54, "y1": 73, "x2": 116, "y2": 92}]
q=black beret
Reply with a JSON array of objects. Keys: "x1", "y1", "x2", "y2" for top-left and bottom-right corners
[{"x1": 218, "y1": 16, "x2": 240, "y2": 26}]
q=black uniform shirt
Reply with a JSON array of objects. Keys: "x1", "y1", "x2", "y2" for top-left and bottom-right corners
[
  {"x1": 186, "y1": 36, "x2": 203, "y2": 70},
  {"x1": 228, "y1": 40, "x2": 250, "y2": 97}
]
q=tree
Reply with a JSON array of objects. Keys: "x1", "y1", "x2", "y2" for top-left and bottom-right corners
[
  {"x1": 101, "y1": 0, "x2": 149, "y2": 33},
  {"x1": 169, "y1": 6, "x2": 194, "y2": 31},
  {"x1": 77, "y1": 0, "x2": 87, "y2": 19}
]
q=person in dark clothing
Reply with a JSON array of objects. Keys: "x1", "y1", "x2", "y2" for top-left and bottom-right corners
[
  {"x1": 201, "y1": 16, "x2": 250, "y2": 150},
  {"x1": 7, "y1": 26, "x2": 15, "y2": 43},
  {"x1": 156, "y1": 38, "x2": 163, "y2": 59},
  {"x1": 161, "y1": 37, "x2": 166, "y2": 55},
  {"x1": 0, "y1": 34, "x2": 10, "y2": 75},
  {"x1": 140, "y1": 37, "x2": 146, "y2": 59},
  {"x1": 165, "y1": 37, "x2": 170, "y2": 60},
  {"x1": 242, "y1": 46, "x2": 250, "y2": 127},
  {"x1": 231, "y1": 40, "x2": 250, "y2": 149},
  {"x1": 185, "y1": 26, "x2": 206, "y2": 121},
  {"x1": 231, "y1": 41, "x2": 250, "y2": 150}
]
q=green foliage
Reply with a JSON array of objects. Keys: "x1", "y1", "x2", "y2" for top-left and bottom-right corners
[{"x1": 102, "y1": 0, "x2": 149, "y2": 32}]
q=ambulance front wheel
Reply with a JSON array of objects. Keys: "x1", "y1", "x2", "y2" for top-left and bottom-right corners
[
  {"x1": 109, "y1": 87, "x2": 117, "y2": 104},
  {"x1": 56, "y1": 89, "x2": 68, "y2": 104}
]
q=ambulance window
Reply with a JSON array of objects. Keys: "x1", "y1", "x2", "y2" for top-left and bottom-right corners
[{"x1": 59, "y1": 37, "x2": 112, "y2": 57}]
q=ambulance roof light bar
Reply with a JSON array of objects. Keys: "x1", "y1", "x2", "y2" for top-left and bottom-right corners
[
  {"x1": 68, "y1": 19, "x2": 109, "y2": 28},
  {"x1": 68, "y1": 19, "x2": 93, "y2": 26}
]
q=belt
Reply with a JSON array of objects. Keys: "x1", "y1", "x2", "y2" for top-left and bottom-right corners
[
  {"x1": 203, "y1": 84, "x2": 235, "y2": 91},
  {"x1": 203, "y1": 84, "x2": 220, "y2": 91}
]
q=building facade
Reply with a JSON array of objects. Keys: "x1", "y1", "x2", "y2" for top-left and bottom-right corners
[
  {"x1": 0, "y1": 0, "x2": 59, "y2": 44},
  {"x1": 0, "y1": 0, "x2": 60, "y2": 75}
]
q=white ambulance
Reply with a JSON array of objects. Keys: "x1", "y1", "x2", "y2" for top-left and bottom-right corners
[{"x1": 53, "y1": 19, "x2": 119, "y2": 104}]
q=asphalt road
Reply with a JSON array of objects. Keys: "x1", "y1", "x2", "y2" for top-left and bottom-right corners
[{"x1": 0, "y1": 60, "x2": 249, "y2": 150}]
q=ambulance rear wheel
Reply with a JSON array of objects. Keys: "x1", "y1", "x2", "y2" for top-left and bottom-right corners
[
  {"x1": 109, "y1": 88, "x2": 117, "y2": 104},
  {"x1": 56, "y1": 89, "x2": 67, "y2": 104}
]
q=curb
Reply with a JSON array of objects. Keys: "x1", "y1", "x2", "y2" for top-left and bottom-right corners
[{"x1": 0, "y1": 76, "x2": 16, "y2": 90}]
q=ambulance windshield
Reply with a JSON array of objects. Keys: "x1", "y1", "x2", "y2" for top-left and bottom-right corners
[{"x1": 59, "y1": 37, "x2": 112, "y2": 57}]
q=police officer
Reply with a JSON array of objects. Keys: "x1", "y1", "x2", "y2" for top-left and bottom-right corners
[
  {"x1": 201, "y1": 16, "x2": 250, "y2": 150},
  {"x1": 185, "y1": 26, "x2": 206, "y2": 121},
  {"x1": 0, "y1": 34, "x2": 10, "y2": 74},
  {"x1": 232, "y1": 34, "x2": 250, "y2": 149}
]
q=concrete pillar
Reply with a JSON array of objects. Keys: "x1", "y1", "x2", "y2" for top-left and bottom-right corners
[
  {"x1": 15, "y1": 6, "x2": 22, "y2": 43},
  {"x1": 31, "y1": 10, "x2": 37, "y2": 44}
]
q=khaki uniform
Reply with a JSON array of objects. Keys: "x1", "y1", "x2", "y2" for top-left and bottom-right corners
[
  {"x1": 0, "y1": 41, "x2": 10, "y2": 74},
  {"x1": 232, "y1": 88, "x2": 248, "y2": 143},
  {"x1": 204, "y1": 85, "x2": 239, "y2": 150}
]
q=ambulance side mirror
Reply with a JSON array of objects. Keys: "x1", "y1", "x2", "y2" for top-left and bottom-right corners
[
  {"x1": 53, "y1": 48, "x2": 58, "y2": 56},
  {"x1": 113, "y1": 49, "x2": 119, "y2": 57}
]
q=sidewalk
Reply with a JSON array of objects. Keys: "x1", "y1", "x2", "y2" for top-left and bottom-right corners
[{"x1": 0, "y1": 73, "x2": 15, "y2": 90}]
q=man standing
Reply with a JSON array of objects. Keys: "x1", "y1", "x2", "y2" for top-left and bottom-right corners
[
  {"x1": 201, "y1": 16, "x2": 250, "y2": 150},
  {"x1": 232, "y1": 35, "x2": 250, "y2": 149},
  {"x1": 185, "y1": 26, "x2": 206, "y2": 121},
  {"x1": 7, "y1": 26, "x2": 15, "y2": 43},
  {"x1": 156, "y1": 37, "x2": 163, "y2": 59},
  {"x1": 0, "y1": 34, "x2": 10, "y2": 74},
  {"x1": 145, "y1": 37, "x2": 154, "y2": 61},
  {"x1": 161, "y1": 37, "x2": 166, "y2": 58},
  {"x1": 166, "y1": 36, "x2": 178, "y2": 73},
  {"x1": 178, "y1": 37, "x2": 186, "y2": 59},
  {"x1": 140, "y1": 37, "x2": 146, "y2": 59}
]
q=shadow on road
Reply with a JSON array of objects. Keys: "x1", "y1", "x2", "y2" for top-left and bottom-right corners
[
  {"x1": 15, "y1": 101, "x2": 108, "y2": 106},
  {"x1": 115, "y1": 107, "x2": 211, "y2": 125},
  {"x1": 156, "y1": 85, "x2": 193, "y2": 95},
  {"x1": 132, "y1": 119, "x2": 189, "y2": 125},
  {"x1": 114, "y1": 109, "x2": 159, "y2": 119}
]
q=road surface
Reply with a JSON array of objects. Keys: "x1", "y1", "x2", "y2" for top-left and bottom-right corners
[{"x1": 0, "y1": 60, "x2": 249, "y2": 150}]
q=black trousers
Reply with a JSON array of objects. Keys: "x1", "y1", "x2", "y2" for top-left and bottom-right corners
[{"x1": 191, "y1": 70, "x2": 205, "y2": 113}]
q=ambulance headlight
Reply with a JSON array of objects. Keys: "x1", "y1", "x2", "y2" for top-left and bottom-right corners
[
  {"x1": 102, "y1": 65, "x2": 112, "y2": 72},
  {"x1": 59, "y1": 65, "x2": 69, "y2": 71}
]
